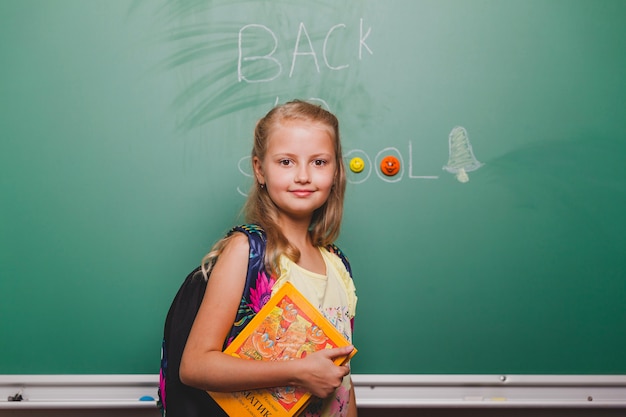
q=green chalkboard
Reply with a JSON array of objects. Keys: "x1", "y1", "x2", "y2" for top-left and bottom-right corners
[{"x1": 1, "y1": 0, "x2": 625, "y2": 375}]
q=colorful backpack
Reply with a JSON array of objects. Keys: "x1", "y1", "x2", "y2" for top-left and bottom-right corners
[{"x1": 158, "y1": 224, "x2": 352, "y2": 416}]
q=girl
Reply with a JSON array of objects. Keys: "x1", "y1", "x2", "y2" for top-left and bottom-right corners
[{"x1": 161, "y1": 100, "x2": 357, "y2": 417}]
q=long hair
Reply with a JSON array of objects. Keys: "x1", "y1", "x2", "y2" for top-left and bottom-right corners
[{"x1": 202, "y1": 100, "x2": 346, "y2": 279}]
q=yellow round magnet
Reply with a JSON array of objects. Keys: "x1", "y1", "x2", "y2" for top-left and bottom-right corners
[{"x1": 349, "y1": 157, "x2": 365, "y2": 173}]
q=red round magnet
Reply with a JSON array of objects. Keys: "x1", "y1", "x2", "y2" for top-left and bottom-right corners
[{"x1": 380, "y1": 155, "x2": 400, "y2": 176}]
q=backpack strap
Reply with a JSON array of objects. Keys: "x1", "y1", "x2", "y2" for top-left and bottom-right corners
[
  {"x1": 325, "y1": 243, "x2": 355, "y2": 333},
  {"x1": 326, "y1": 243, "x2": 353, "y2": 278},
  {"x1": 222, "y1": 224, "x2": 273, "y2": 347}
]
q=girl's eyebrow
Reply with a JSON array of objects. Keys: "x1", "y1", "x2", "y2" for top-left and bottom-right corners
[{"x1": 270, "y1": 152, "x2": 334, "y2": 158}]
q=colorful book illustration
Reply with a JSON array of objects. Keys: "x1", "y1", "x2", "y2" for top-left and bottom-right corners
[{"x1": 208, "y1": 281, "x2": 357, "y2": 417}]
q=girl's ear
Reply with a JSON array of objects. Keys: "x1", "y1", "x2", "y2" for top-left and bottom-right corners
[{"x1": 252, "y1": 156, "x2": 265, "y2": 186}]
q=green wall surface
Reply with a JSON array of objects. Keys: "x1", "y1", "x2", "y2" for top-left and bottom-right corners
[{"x1": 1, "y1": 0, "x2": 625, "y2": 375}]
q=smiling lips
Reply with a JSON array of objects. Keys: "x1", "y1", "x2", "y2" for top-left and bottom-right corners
[{"x1": 290, "y1": 189, "x2": 315, "y2": 197}]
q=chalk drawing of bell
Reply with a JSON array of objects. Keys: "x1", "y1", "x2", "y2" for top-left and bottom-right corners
[{"x1": 443, "y1": 126, "x2": 483, "y2": 183}]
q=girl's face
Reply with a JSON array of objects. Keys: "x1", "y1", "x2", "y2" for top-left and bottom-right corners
[{"x1": 253, "y1": 121, "x2": 337, "y2": 223}]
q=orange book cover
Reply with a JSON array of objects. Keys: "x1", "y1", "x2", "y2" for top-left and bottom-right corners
[{"x1": 207, "y1": 281, "x2": 357, "y2": 417}]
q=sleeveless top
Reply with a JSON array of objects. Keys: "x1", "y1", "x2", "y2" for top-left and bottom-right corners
[
  {"x1": 274, "y1": 248, "x2": 357, "y2": 416},
  {"x1": 159, "y1": 224, "x2": 356, "y2": 417}
]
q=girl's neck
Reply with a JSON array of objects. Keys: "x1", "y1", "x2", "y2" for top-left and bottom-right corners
[
  {"x1": 276, "y1": 216, "x2": 325, "y2": 274},
  {"x1": 277, "y1": 216, "x2": 313, "y2": 249}
]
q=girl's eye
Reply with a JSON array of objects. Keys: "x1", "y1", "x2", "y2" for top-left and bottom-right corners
[
  {"x1": 279, "y1": 159, "x2": 292, "y2": 166},
  {"x1": 313, "y1": 159, "x2": 327, "y2": 166}
]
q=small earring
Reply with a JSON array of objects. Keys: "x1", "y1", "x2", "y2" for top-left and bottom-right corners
[{"x1": 259, "y1": 183, "x2": 265, "y2": 189}]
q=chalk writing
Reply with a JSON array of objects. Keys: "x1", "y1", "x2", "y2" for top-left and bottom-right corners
[
  {"x1": 236, "y1": 140, "x2": 440, "y2": 196},
  {"x1": 238, "y1": 19, "x2": 373, "y2": 83}
]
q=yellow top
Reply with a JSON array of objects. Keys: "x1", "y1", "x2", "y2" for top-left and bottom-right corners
[{"x1": 273, "y1": 248, "x2": 357, "y2": 417}]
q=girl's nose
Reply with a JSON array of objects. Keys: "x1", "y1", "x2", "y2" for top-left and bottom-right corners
[{"x1": 294, "y1": 165, "x2": 311, "y2": 183}]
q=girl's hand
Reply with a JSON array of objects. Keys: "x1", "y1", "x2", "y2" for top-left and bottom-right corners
[{"x1": 296, "y1": 346, "x2": 353, "y2": 398}]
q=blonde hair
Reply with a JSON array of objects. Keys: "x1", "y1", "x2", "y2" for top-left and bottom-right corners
[{"x1": 202, "y1": 100, "x2": 346, "y2": 279}]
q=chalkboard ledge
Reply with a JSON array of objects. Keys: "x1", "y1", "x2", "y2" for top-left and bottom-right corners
[
  {"x1": 353, "y1": 374, "x2": 626, "y2": 408},
  {"x1": 1, "y1": 374, "x2": 625, "y2": 409},
  {"x1": 0, "y1": 375, "x2": 156, "y2": 410}
]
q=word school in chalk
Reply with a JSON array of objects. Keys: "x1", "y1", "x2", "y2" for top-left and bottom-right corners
[
  {"x1": 236, "y1": 140, "x2": 442, "y2": 196},
  {"x1": 238, "y1": 19, "x2": 373, "y2": 83}
]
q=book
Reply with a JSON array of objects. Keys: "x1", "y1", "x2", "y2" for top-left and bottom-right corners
[{"x1": 207, "y1": 281, "x2": 356, "y2": 417}]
